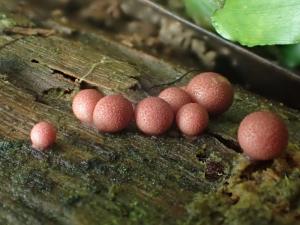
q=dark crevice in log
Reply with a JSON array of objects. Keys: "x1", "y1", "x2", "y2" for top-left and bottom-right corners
[
  {"x1": 31, "y1": 59, "x2": 39, "y2": 64},
  {"x1": 239, "y1": 160, "x2": 273, "y2": 180},
  {"x1": 208, "y1": 132, "x2": 241, "y2": 153},
  {"x1": 78, "y1": 82, "x2": 99, "y2": 90},
  {"x1": 50, "y1": 68, "x2": 77, "y2": 83},
  {"x1": 205, "y1": 161, "x2": 225, "y2": 181},
  {"x1": 42, "y1": 87, "x2": 74, "y2": 97},
  {"x1": 30, "y1": 59, "x2": 98, "y2": 90}
]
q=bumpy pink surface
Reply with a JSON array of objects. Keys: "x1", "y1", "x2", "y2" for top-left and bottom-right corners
[
  {"x1": 238, "y1": 111, "x2": 288, "y2": 161},
  {"x1": 72, "y1": 89, "x2": 104, "y2": 124},
  {"x1": 176, "y1": 103, "x2": 209, "y2": 136},
  {"x1": 187, "y1": 72, "x2": 234, "y2": 115},
  {"x1": 30, "y1": 121, "x2": 57, "y2": 151},
  {"x1": 158, "y1": 87, "x2": 193, "y2": 113},
  {"x1": 93, "y1": 95, "x2": 134, "y2": 133},
  {"x1": 135, "y1": 97, "x2": 174, "y2": 135}
]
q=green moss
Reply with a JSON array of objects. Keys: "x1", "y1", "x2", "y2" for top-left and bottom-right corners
[
  {"x1": 0, "y1": 13, "x2": 16, "y2": 31},
  {"x1": 0, "y1": 10, "x2": 34, "y2": 32},
  {"x1": 185, "y1": 154, "x2": 300, "y2": 225}
]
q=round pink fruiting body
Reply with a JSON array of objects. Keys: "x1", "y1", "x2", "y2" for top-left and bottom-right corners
[
  {"x1": 93, "y1": 94, "x2": 134, "y2": 133},
  {"x1": 30, "y1": 121, "x2": 57, "y2": 151},
  {"x1": 186, "y1": 72, "x2": 234, "y2": 115},
  {"x1": 72, "y1": 89, "x2": 104, "y2": 124},
  {"x1": 158, "y1": 87, "x2": 193, "y2": 113},
  {"x1": 135, "y1": 97, "x2": 174, "y2": 135},
  {"x1": 176, "y1": 103, "x2": 209, "y2": 136},
  {"x1": 238, "y1": 111, "x2": 288, "y2": 161}
]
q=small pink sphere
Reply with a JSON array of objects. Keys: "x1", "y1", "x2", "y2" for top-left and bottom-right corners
[
  {"x1": 30, "y1": 121, "x2": 57, "y2": 151},
  {"x1": 72, "y1": 89, "x2": 104, "y2": 124},
  {"x1": 158, "y1": 87, "x2": 193, "y2": 113},
  {"x1": 93, "y1": 94, "x2": 134, "y2": 133},
  {"x1": 238, "y1": 111, "x2": 288, "y2": 161},
  {"x1": 135, "y1": 97, "x2": 174, "y2": 135},
  {"x1": 187, "y1": 72, "x2": 234, "y2": 115},
  {"x1": 176, "y1": 103, "x2": 209, "y2": 136}
]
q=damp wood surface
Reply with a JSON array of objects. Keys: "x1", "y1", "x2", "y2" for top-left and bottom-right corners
[{"x1": 0, "y1": 1, "x2": 300, "y2": 225}]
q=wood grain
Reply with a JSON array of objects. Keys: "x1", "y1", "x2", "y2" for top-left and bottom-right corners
[{"x1": 0, "y1": 1, "x2": 300, "y2": 224}]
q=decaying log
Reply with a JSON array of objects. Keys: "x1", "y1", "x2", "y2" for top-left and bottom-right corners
[{"x1": 0, "y1": 1, "x2": 300, "y2": 224}]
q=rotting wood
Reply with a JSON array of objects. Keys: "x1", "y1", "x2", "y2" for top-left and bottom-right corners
[{"x1": 0, "y1": 0, "x2": 300, "y2": 225}]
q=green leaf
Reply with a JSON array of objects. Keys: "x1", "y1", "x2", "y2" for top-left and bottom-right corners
[
  {"x1": 279, "y1": 44, "x2": 300, "y2": 69},
  {"x1": 184, "y1": 0, "x2": 224, "y2": 29},
  {"x1": 212, "y1": 0, "x2": 300, "y2": 47}
]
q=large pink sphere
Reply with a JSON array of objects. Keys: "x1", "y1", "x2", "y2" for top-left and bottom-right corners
[
  {"x1": 158, "y1": 87, "x2": 193, "y2": 113},
  {"x1": 93, "y1": 95, "x2": 134, "y2": 133},
  {"x1": 135, "y1": 97, "x2": 174, "y2": 135},
  {"x1": 72, "y1": 89, "x2": 104, "y2": 124},
  {"x1": 186, "y1": 72, "x2": 234, "y2": 115},
  {"x1": 176, "y1": 103, "x2": 209, "y2": 137},
  {"x1": 30, "y1": 121, "x2": 57, "y2": 151},
  {"x1": 238, "y1": 111, "x2": 288, "y2": 161}
]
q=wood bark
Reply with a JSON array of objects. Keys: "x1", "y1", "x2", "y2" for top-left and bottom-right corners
[{"x1": 0, "y1": 1, "x2": 300, "y2": 224}]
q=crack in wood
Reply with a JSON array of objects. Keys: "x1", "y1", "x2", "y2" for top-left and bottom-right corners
[
  {"x1": 50, "y1": 68, "x2": 77, "y2": 83},
  {"x1": 30, "y1": 59, "x2": 99, "y2": 90},
  {"x1": 208, "y1": 132, "x2": 241, "y2": 153},
  {"x1": 0, "y1": 37, "x2": 23, "y2": 51}
]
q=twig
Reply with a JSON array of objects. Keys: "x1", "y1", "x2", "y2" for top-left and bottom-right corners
[
  {"x1": 147, "y1": 69, "x2": 201, "y2": 90},
  {"x1": 76, "y1": 62, "x2": 102, "y2": 84}
]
